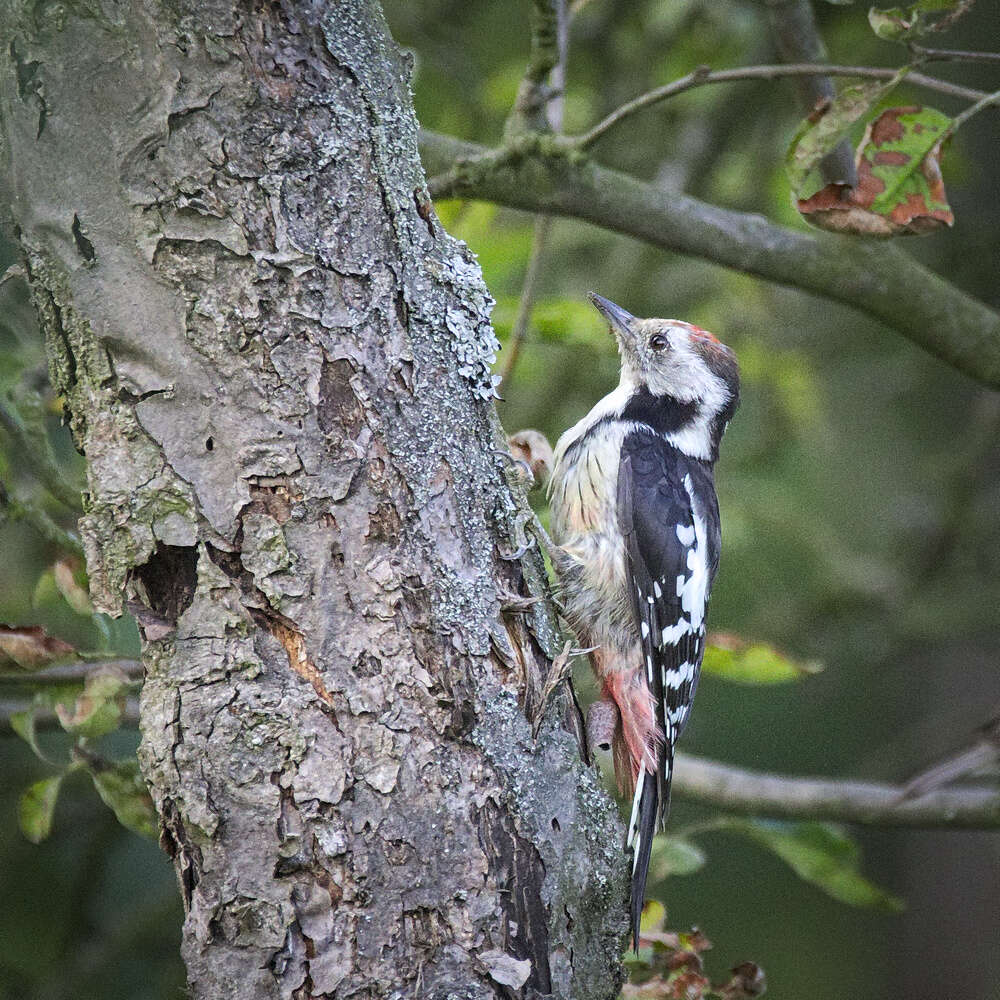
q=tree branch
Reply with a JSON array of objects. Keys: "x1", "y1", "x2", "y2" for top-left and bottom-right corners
[
  {"x1": 420, "y1": 131, "x2": 1000, "y2": 387},
  {"x1": 506, "y1": 0, "x2": 563, "y2": 137},
  {"x1": 765, "y1": 0, "x2": 856, "y2": 188},
  {"x1": 2, "y1": 685, "x2": 994, "y2": 829},
  {"x1": 950, "y1": 85, "x2": 1000, "y2": 131},
  {"x1": 673, "y1": 753, "x2": 1000, "y2": 829},
  {"x1": 575, "y1": 63, "x2": 988, "y2": 150}
]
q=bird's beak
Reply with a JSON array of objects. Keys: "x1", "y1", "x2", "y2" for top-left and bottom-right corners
[{"x1": 588, "y1": 292, "x2": 637, "y2": 345}]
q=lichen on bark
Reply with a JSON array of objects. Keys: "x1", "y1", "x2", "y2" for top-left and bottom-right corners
[{"x1": 0, "y1": 1, "x2": 628, "y2": 997}]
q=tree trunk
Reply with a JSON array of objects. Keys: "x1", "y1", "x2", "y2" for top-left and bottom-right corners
[{"x1": 0, "y1": 2, "x2": 627, "y2": 997}]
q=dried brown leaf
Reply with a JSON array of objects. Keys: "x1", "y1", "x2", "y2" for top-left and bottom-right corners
[{"x1": 0, "y1": 625, "x2": 76, "y2": 671}]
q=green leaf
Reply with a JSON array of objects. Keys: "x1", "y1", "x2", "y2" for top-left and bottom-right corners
[
  {"x1": 10, "y1": 707, "x2": 45, "y2": 759},
  {"x1": 868, "y1": 1, "x2": 963, "y2": 39},
  {"x1": 729, "y1": 819, "x2": 904, "y2": 911},
  {"x1": 32, "y1": 568, "x2": 59, "y2": 609},
  {"x1": 703, "y1": 634, "x2": 822, "y2": 684},
  {"x1": 54, "y1": 667, "x2": 128, "y2": 739},
  {"x1": 786, "y1": 72, "x2": 906, "y2": 201},
  {"x1": 18, "y1": 775, "x2": 64, "y2": 843},
  {"x1": 868, "y1": 7, "x2": 921, "y2": 39},
  {"x1": 90, "y1": 759, "x2": 156, "y2": 838},
  {"x1": 650, "y1": 835, "x2": 707, "y2": 879}
]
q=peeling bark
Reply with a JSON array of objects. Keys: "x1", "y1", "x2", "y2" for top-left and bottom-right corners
[{"x1": 0, "y1": 2, "x2": 628, "y2": 997}]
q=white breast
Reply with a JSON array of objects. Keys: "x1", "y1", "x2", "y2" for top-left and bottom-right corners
[{"x1": 549, "y1": 393, "x2": 637, "y2": 651}]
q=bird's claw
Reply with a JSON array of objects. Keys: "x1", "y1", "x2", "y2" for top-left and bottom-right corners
[
  {"x1": 493, "y1": 447, "x2": 535, "y2": 488},
  {"x1": 498, "y1": 536, "x2": 535, "y2": 561},
  {"x1": 498, "y1": 588, "x2": 545, "y2": 612}
]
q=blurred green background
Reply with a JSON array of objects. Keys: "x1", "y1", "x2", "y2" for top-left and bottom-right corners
[{"x1": 2, "y1": 1, "x2": 998, "y2": 998}]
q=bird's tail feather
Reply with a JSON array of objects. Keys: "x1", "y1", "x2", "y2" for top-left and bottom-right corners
[{"x1": 627, "y1": 767, "x2": 659, "y2": 951}]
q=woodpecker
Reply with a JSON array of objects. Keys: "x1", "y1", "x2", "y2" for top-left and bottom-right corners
[{"x1": 548, "y1": 293, "x2": 739, "y2": 947}]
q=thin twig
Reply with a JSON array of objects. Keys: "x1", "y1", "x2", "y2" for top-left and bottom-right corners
[
  {"x1": 500, "y1": 216, "x2": 552, "y2": 388},
  {"x1": 927, "y1": 0, "x2": 976, "y2": 34},
  {"x1": 949, "y1": 85, "x2": 1000, "y2": 131},
  {"x1": 911, "y1": 45, "x2": 1000, "y2": 64},
  {"x1": 672, "y1": 753, "x2": 1000, "y2": 829},
  {"x1": 0, "y1": 659, "x2": 142, "y2": 686},
  {"x1": 901, "y1": 714, "x2": 1000, "y2": 798},
  {"x1": 575, "y1": 63, "x2": 990, "y2": 150}
]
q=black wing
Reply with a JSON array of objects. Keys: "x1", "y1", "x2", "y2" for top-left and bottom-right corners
[{"x1": 618, "y1": 429, "x2": 719, "y2": 948}]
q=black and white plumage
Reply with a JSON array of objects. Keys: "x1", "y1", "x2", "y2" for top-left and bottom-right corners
[{"x1": 547, "y1": 293, "x2": 739, "y2": 948}]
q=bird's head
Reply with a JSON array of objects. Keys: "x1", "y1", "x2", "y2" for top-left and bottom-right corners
[{"x1": 589, "y1": 292, "x2": 740, "y2": 459}]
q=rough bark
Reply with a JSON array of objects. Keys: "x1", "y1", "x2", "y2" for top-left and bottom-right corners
[{"x1": 0, "y1": 2, "x2": 627, "y2": 997}]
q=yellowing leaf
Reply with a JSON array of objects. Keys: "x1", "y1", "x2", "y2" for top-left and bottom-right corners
[
  {"x1": 639, "y1": 899, "x2": 666, "y2": 933},
  {"x1": 53, "y1": 558, "x2": 93, "y2": 616},
  {"x1": 703, "y1": 633, "x2": 822, "y2": 684}
]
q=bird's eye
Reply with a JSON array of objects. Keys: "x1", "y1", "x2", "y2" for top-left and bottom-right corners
[{"x1": 649, "y1": 334, "x2": 668, "y2": 352}]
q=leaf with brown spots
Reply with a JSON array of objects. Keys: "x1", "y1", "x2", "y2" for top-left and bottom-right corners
[{"x1": 798, "y1": 106, "x2": 953, "y2": 236}]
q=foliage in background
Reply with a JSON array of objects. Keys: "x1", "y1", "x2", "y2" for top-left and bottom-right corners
[{"x1": 1, "y1": 1, "x2": 999, "y2": 998}]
